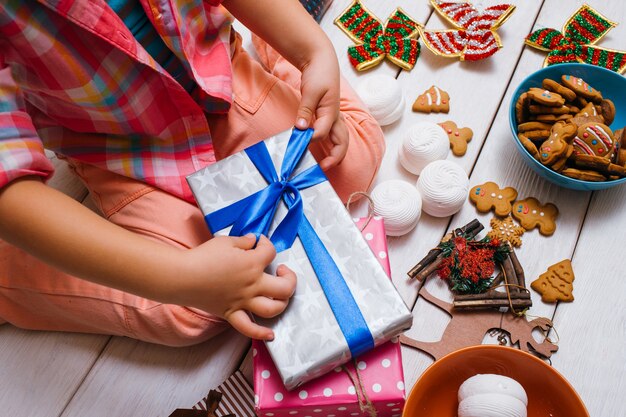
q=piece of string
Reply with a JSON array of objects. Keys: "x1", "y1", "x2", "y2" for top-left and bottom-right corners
[
  {"x1": 342, "y1": 360, "x2": 377, "y2": 417},
  {"x1": 346, "y1": 191, "x2": 375, "y2": 232}
]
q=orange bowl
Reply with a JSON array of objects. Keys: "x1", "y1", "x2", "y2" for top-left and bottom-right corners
[{"x1": 403, "y1": 345, "x2": 589, "y2": 417}]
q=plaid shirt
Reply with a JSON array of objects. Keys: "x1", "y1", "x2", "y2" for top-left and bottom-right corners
[{"x1": 0, "y1": 0, "x2": 233, "y2": 202}]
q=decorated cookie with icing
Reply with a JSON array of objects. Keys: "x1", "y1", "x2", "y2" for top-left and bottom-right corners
[
  {"x1": 527, "y1": 87, "x2": 564, "y2": 107},
  {"x1": 487, "y1": 216, "x2": 525, "y2": 247},
  {"x1": 572, "y1": 122, "x2": 615, "y2": 160},
  {"x1": 542, "y1": 78, "x2": 576, "y2": 101},
  {"x1": 439, "y1": 121, "x2": 473, "y2": 156},
  {"x1": 539, "y1": 121, "x2": 577, "y2": 166},
  {"x1": 561, "y1": 75, "x2": 602, "y2": 103},
  {"x1": 469, "y1": 182, "x2": 518, "y2": 217},
  {"x1": 412, "y1": 85, "x2": 450, "y2": 113},
  {"x1": 511, "y1": 197, "x2": 559, "y2": 236}
]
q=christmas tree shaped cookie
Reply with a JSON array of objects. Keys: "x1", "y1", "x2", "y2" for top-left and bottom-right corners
[{"x1": 531, "y1": 259, "x2": 575, "y2": 302}]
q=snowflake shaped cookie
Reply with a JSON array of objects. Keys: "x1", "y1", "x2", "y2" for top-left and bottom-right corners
[{"x1": 487, "y1": 216, "x2": 524, "y2": 247}]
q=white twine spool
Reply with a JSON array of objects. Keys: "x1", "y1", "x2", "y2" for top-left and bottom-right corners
[
  {"x1": 371, "y1": 180, "x2": 422, "y2": 236},
  {"x1": 398, "y1": 122, "x2": 449, "y2": 175},
  {"x1": 356, "y1": 74, "x2": 404, "y2": 126},
  {"x1": 417, "y1": 160, "x2": 469, "y2": 217}
]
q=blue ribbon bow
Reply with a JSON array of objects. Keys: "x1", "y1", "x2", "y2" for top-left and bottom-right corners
[{"x1": 205, "y1": 128, "x2": 374, "y2": 358}]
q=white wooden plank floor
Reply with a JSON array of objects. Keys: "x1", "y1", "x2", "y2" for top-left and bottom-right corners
[{"x1": 1, "y1": 1, "x2": 624, "y2": 416}]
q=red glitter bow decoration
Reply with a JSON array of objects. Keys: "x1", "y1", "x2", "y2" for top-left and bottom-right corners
[
  {"x1": 421, "y1": 0, "x2": 516, "y2": 61},
  {"x1": 334, "y1": 0, "x2": 421, "y2": 71},
  {"x1": 525, "y1": 4, "x2": 626, "y2": 74}
]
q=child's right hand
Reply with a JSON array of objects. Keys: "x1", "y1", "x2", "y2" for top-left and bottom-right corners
[{"x1": 172, "y1": 234, "x2": 296, "y2": 340}]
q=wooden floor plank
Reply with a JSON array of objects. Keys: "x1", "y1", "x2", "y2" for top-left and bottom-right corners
[
  {"x1": 0, "y1": 327, "x2": 109, "y2": 417},
  {"x1": 550, "y1": 186, "x2": 626, "y2": 416},
  {"x1": 60, "y1": 330, "x2": 249, "y2": 417}
]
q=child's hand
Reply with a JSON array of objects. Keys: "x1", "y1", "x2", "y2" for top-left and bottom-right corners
[
  {"x1": 174, "y1": 234, "x2": 296, "y2": 340},
  {"x1": 294, "y1": 47, "x2": 349, "y2": 172}
]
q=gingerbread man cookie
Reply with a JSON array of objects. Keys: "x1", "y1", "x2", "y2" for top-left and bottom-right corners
[
  {"x1": 511, "y1": 197, "x2": 559, "y2": 236},
  {"x1": 438, "y1": 121, "x2": 473, "y2": 156},
  {"x1": 561, "y1": 75, "x2": 602, "y2": 103},
  {"x1": 518, "y1": 133, "x2": 540, "y2": 160},
  {"x1": 469, "y1": 182, "x2": 518, "y2": 217},
  {"x1": 561, "y1": 167, "x2": 607, "y2": 182},
  {"x1": 487, "y1": 216, "x2": 525, "y2": 248},
  {"x1": 527, "y1": 87, "x2": 565, "y2": 107},
  {"x1": 412, "y1": 85, "x2": 450, "y2": 113},
  {"x1": 538, "y1": 121, "x2": 577, "y2": 166},
  {"x1": 542, "y1": 78, "x2": 576, "y2": 101}
]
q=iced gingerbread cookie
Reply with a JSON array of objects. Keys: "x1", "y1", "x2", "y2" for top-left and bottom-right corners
[
  {"x1": 542, "y1": 78, "x2": 576, "y2": 101},
  {"x1": 531, "y1": 259, "x2": 575, "y2": 303},
  {"x1": 600, "y1": 99, "x2": 616, "y2": 125},
  {"x1": 572, "y1": 122, "x2": 615, "y2": 160},
  {"x1": 561, "y1": 75, "x2": 602, "y2": 103},
  {"x1": 439, "y1": 121, "x2": 473, "y2": 156},
  {"x1": 538, "y1": 121, "x2": 577, "y2": 166},
  {"x1": 487, "y1": 217, "x2": 525, "y2": 247},
  {"x1": 511, "y1": 197, "x2": 559, "y2": 236},
  {"x1": 469, "y1": 182, "x2": 518, "y2": 217},
  {"x1": 527, "y1": 87, "x2": 564, "y2": 107},
  {"x1": 412, "y1": 85, "x2": 450, "y2": 113}
]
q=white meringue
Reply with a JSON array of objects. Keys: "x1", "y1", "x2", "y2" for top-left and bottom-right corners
[
  {"x1": 371, "y1": 180, "x2": 422, "y2": 236},
  {"x1": 417, "y1": 160, "x2": 469, "y2": 217},
  {"x1": 458, "y1": 374, "x2": 528, "y2": 417},
  {"x1": 398, "y1": 122, "x2": 449, "y2": 175},
  {"x1": 356, "y1": 74, "x2": 404, "y2": 126}
]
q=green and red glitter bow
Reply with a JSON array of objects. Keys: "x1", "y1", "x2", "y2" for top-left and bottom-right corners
[
  {"x1": 437, "y1": 235, "x2": 510, "y2": 294},
  {"x1": 421, "y1": 0, "x2": 516, "y2": 61},
  {"x1": 334, "y1": 0, "x2": 421, "y2": 71},
  {"x1": 525, "y1": 4, "x2": 626, "y2": 74}
]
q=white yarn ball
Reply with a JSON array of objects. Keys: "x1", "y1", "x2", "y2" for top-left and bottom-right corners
[
  {"x1": 398, "y1": 122, "x2": 449, "y2": 175},
  {"x1": 371, "y1": 180, "x2": 422, "y2": 236},
  {"x1": 417, "y1": 160, "x2": 469, "y2": 217},
  {"x1": 356, "y1": 74, "x2": 404, "y2": 126}
]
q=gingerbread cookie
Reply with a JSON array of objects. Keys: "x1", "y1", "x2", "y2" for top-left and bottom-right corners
[
  {"x1": 515, "y1": 92, "x2": 531, "y2": 124},
  {"x1": 570, "y1": 114, "x2": 604, "y2": 127},
  {"x1": 600, "y1": 99, "x2": 616, "y2": 126},
  {"x1": 607, "y1": 163, "x2": 626, "y2": 177},
  {"x1": 573, "y1": 122, "x2": 615, "y2": 159},
  {"x1": 561, "y1": 167, "x2": 607, "y2": 181},
  {"x1": 527, "y1": 87, "x2": 565, "y2": 107},
  {"x1": 511, "y1": 197, "x2": 558, "y2": 236},
  {"x1": 538, "y1": 122, "x2": 577, "y2": 166},
  {"x1": 575, "y1": 102, "x2": 600, "y2": 118},
  {"x1": 571, "y1": 154, "x2": 610, "y2": 172},
  {"x1": 469, "y1": 182, "x2": 518, "y2": 217},
  {"x1": 518, "y1": 122, "x2": 553, "y2": 132},
  {"x1": 556, "y1": 114, "x2": 573, "y2": 122},
  {"x1": 561, "y1": 75, "x2": 602, "y2": 103},
  {"x1": 615, "y1": 128, "x2": 626, "y2": 165},
  {"x1": 529, "y1": 104, "x2": 570, "y2": 115},
  {"x1": 412, "y1": 85, "x2": 450, "y2": 113},
  {"x1": 487, "y1": 216, "x2": 525, "y2": 248},
  {"x1": 518, "y1": 133, "x2": 539, "y2": 160},
  {"x1": 438, "y1": 121, "x2": 473, "y2": 156},
  {"x1": 531, "y1": 259, "x2": 575, "y2": 303},
  {"x1": 534, "y1": 114, "x2": 557, "y2": 123},
  {"x1": 542, "y1": 78, "x2": 576, "y2": 102},
  {"x1": 524, "y1": 129, "x2": 551, "y2": 141}
]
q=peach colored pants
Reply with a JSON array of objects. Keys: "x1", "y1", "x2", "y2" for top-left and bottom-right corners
[{"x1": 0, "y1": 35, "x2": 385, "y2": 346}]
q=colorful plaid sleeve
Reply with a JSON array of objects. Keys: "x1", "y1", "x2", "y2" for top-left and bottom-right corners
[{"x1": 0, "y1": 64, "x2": 54, "y2": 189}]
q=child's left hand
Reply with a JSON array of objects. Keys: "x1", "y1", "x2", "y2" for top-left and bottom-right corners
[{"x1": 294, "y1": 47, "x2": 349, "y2": 172}]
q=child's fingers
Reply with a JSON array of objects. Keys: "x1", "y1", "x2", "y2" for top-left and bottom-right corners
[
  {"x1": 319, "y1": 118, "x2": 349, "y2": 171},
  {"x1": 231, "y1": 233, "x2": 258, "y2": 250},
  {"x1": 247, "y1": 296, "x2": 289, "y2": 319},
  {"x1": 295, "y1": 85, "x2": 324, "y2": 131},
  {"x1": 258, "y1": 266, "x2": 297, "y2": 299},
  {"x1": 311, "y1": 112, "x2": 334, "y2": 143},
  {"x1": 250, "y1": 235, "x2": 277, "y2": 265},
  {"x1": 227, "y1": 310, "x2": 274, "y2": 340}
]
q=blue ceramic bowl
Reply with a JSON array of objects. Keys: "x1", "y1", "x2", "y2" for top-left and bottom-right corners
[{"x1": 509, "y1": 63, "x2": 626, "y2": 190}]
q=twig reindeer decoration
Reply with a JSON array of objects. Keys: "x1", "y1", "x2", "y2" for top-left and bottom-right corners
[
  {"x1": 399, "y1": 284, "x2": 558, "y2": 360},
  {"x1": 402, "y1": 219, "x2": 558, "y2": 360}
]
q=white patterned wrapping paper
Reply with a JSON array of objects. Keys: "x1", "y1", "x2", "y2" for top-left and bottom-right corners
[{"x1": 187, "y1": 129, "x2": 412, "y2": 390}]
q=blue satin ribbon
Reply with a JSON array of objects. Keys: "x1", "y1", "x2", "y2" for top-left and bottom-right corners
[{"x1": 204, "y1": 128, "x2": 374, "y2": 357}]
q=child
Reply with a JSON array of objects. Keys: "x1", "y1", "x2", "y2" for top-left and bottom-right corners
[{"x1": 0, "y1": 0, "x2": 385, "y2": 346}]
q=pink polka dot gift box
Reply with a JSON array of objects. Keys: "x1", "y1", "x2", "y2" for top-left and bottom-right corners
[{"x1": 253, "y1": 217, "x2": 406, "y2": 417}]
